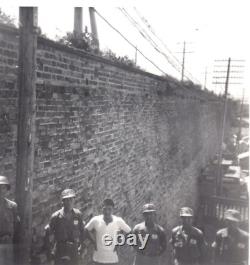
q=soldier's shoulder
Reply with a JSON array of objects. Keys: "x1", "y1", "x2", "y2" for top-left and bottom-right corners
[
  {"x1": 216, "y1": 228, "x2": 227, "y2": 236},
  {"x1": 238, "y1": 228, "x2": 249, "y2": 238},
  {"x1": 192, "y1": 226, "x2": 204, "y2": 236},
  {"x1": 5, "y1": 198, "x2": 17, "y2": 209},
  {"x1": 73, "y1": 208, "x2": 82, "y2": 216},
  {"x1": 133, "y1": 222, "x2": 145, "y2": 231},
  {"x1": 156, "y1": 224, "x2": 165, "y2": 233},
  {"x1": 172, "y1": 226, "x2": 181, "y2": 234},
  {"x1": 51, "y1": 208, "x2": 63, "y2": 218}
]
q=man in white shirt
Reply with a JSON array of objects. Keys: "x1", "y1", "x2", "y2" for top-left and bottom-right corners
[{"x1": 85, "y1": 199, "x2": 131, "y2": 265}]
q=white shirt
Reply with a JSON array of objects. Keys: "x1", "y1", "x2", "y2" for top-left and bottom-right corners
[{"x1": 85, "y1": 214, "x2": 131, "y2": 263}]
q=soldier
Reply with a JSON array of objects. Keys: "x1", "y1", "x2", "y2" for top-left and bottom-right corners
[
  {"x1": 132, "y1": 203, "x2": 167, "y2": 265},
  {"x1": 85, "y1": 198, "x2": 131, "y2": 265},
  {"x1": 46, "y1": 188, "x2": 86, "y2": 265},
  {"x1": 213, "y1": 209, "x2": 249, "y2": 265},
  {"x1": 170, "y1": 207, "x2": 205, "y2": 265},
  {"x1": 0, "y1": 175, "x2": 20, "y2": 265}
]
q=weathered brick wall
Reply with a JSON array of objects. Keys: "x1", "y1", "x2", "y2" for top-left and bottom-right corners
[{"x1": 0, "y1": 24, "x2": 223, "y2": 264}]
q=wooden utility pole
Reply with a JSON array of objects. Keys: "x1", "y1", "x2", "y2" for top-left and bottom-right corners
[
  {"x1": 16, "y1": 7, "x2": 37, "y2": 264},
  {"x1": 237, "y1": 87, "x2": 245, "y2": 154},
  {"x1": 216, "y1": 57, "x2": 231, "y2": 196},
  {"x1": 181, "y1": 41, "x2": 186, "y2": 82},
  {"x1": 135, "y1": 46, "x2": 138, "y2": 65},
  {"x1": 203, "y1": 67, "x2": 208, "y2": 90}
]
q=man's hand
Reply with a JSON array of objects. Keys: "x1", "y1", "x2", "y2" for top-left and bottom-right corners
[
  {"x1": 47, "y1": 251, "x2": 55, "y2": 262},
  {"x1": 81, "y1": 248, "x2": 88, "y2": 259}
]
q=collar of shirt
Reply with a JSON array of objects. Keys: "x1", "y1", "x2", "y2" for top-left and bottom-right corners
[
  {"x1": 102, "y1": 215, "x2": 114, "y2": 225},
  {"x1": 57, "y1": 208, "x2": 78, "y2": 219}
]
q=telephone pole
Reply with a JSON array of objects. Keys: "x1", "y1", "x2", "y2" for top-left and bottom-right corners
[
  {"x1": 203, "y1": 67, "x2": 208, "y2": 90},
  {"x1": 181, "y1": 41, "x2": 186, "y2": 82},
  {"x1": 135, "y1": 46, "x2": 138, "y2": 65},
  {"x1": 217, "y1": 57, "x2": 231, "y2": 195},
  {"x1": 237, "y1": 87, "x2": 245, "y2": 154},
  {"x1": 213, "y1": 58, "x2": 244, "y2": 195},
  {"x1": 16, "y1": 7, "x2": 37, "y2": 264},
  {"x1": 177, "y1": 41, "x2": 194, "y2": 82}
]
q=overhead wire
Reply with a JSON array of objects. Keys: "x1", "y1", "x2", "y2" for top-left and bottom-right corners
[
  {"x1": 94, "y1": 8, "x2": 169, "y2": 76},
  {"x1": 133, "y1": 7, "x2": 203, "y2": 85},
  {"x1": 118, "y1": 8, "x2": 183, "y2": 76}
]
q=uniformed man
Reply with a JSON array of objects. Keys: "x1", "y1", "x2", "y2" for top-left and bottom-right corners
[
  {"x1": 213, "y1": 209, "x2": 249, "y2": 265},
  {"x1": 171, "y1": 207, "x2": 205, "y2": 265},
  {"x1": 132, "y1": 203, "x2": 167, "y2": 265},
  {"x1": 0, "y1": 175, "x2": 20, "y2": 265},
  {"x1": 46, "y1": 188, "x2": 86, "y2": 265}
]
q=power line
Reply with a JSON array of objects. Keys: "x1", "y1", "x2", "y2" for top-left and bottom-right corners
[
  {"x1": 122, "y1": 8, "x2": 202, "y2": 85},
  {"x1": 133, "y1": 7, "x2": 203, "y2": 85},
  {"x1": 94, "y1": 8, "x2": 169, "y2": 76},
  {"x1": 134, "y1": 7, "x2": 182, "y2": 67},
  {"x1": 118, "y1": 8, "x2": 182, "y2": 75}
]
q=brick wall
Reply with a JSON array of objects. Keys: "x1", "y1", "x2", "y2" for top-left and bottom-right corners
[{"x1": 0, "y1": 24, "x2": 223, "y2": 264}]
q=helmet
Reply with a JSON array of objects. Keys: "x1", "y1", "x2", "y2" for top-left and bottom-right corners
[
  {"x1": 0, "y1": 176, "x2": 10, "y2": 190},
  {"x1": 180, "y1": 207, "x2": 193, "y2": 217},
  {"x1": 225, "y1": 209, "x2": 240, "y2": 222},
  {"x1": 61, "y1": 189, "x2": 76, "y2": 200},
  {"x1": 142, "y1": 203, "x2": 156, "y2": 213}
]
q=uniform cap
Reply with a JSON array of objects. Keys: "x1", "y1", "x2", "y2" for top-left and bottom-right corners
[
  {"x1": 0, "y1": 175, "x2": 10, "y2": 190},
  {"x1": 142, "y1": 203, "x2": 156, "y2": 213},
  {"x1": 61, "y1": 189, "x2": 76, "y2": 199},
  {"x1": 180, "y1": 207, "x2": 193, "y2": 217},
  {"x1": 225, "y1": 209, "x2": 240, "y2": 222}
]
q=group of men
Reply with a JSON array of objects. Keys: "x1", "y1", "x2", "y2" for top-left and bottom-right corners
[{"x1": 0, "y1": 175, "x2": 249, "y2": 265}]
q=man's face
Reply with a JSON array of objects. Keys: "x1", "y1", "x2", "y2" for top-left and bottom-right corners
[
  {"x1": 226, "y1": 219, "x2": 239, "y2": 229},
  {"x1": 181, "y1": 216, "x2": 193, "y2": 227},
  {"x1": 0, "y1": 185, "x2": 8, "y2": 198},
  {"x1": 62, "y1": 197, "x2": 74, "y2": 211},
  {"x1": 143, "y1": 211, "x2": 156, "y2": 224},
  {"x1": 102, "y1": 205, "x2": 114, "y2": 218}
]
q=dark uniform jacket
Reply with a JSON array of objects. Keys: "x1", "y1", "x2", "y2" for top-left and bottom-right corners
[
  {"x1": 133, "y1": 222, "x2": 166, "y2": 256},
  {"x1": 46, "y1": 207, "x2": 86, "y2": 263},
  {"x1": 214, "y1": 227, "x2": 249, "y2": 264},
  {"x1": 0, "y1": 198, "x2": 20, "y2": 244},
  {"x1": 171, "y1": 225, "x2": 205, "y2": 264}
]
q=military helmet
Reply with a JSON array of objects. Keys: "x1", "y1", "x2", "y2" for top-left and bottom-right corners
[
  {"x1": 180, "y1": 207, "x2": 193, "y2": 217},
  {"x1": 0, "y1": 175, "x2": 10, "y2": 190},
  {"x1": 142, "y1": 203, "x2": 156, "y2": 213},
  {"x1": 61, "y1": 189, "x2": 76, "y2": 200},
  {"x1": 225, "y1": 209, "x2": 241, "y2": 222}
]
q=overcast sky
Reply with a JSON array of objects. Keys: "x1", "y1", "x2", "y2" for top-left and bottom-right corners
[{"x1": 1, "y1": 0, "x2": 249, "y2": 100}]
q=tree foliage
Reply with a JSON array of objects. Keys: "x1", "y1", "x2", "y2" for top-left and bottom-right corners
[
  {"x1": 56, "y1": 32, "x2": 141, "y2": 70},
  {"x1": 56, "y1": 31, "x2": 95, "y2": 52},
  {"x1": 0, "y1": 8, "x2": 15, "y2": 27},
  {"x1": 100, "y1": 49, "x2": 140, "y2": 69}
]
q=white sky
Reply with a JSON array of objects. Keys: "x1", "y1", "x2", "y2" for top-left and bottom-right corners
[{"x1": 1, "y1": 0, "x2": 249, "y2": 100}]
